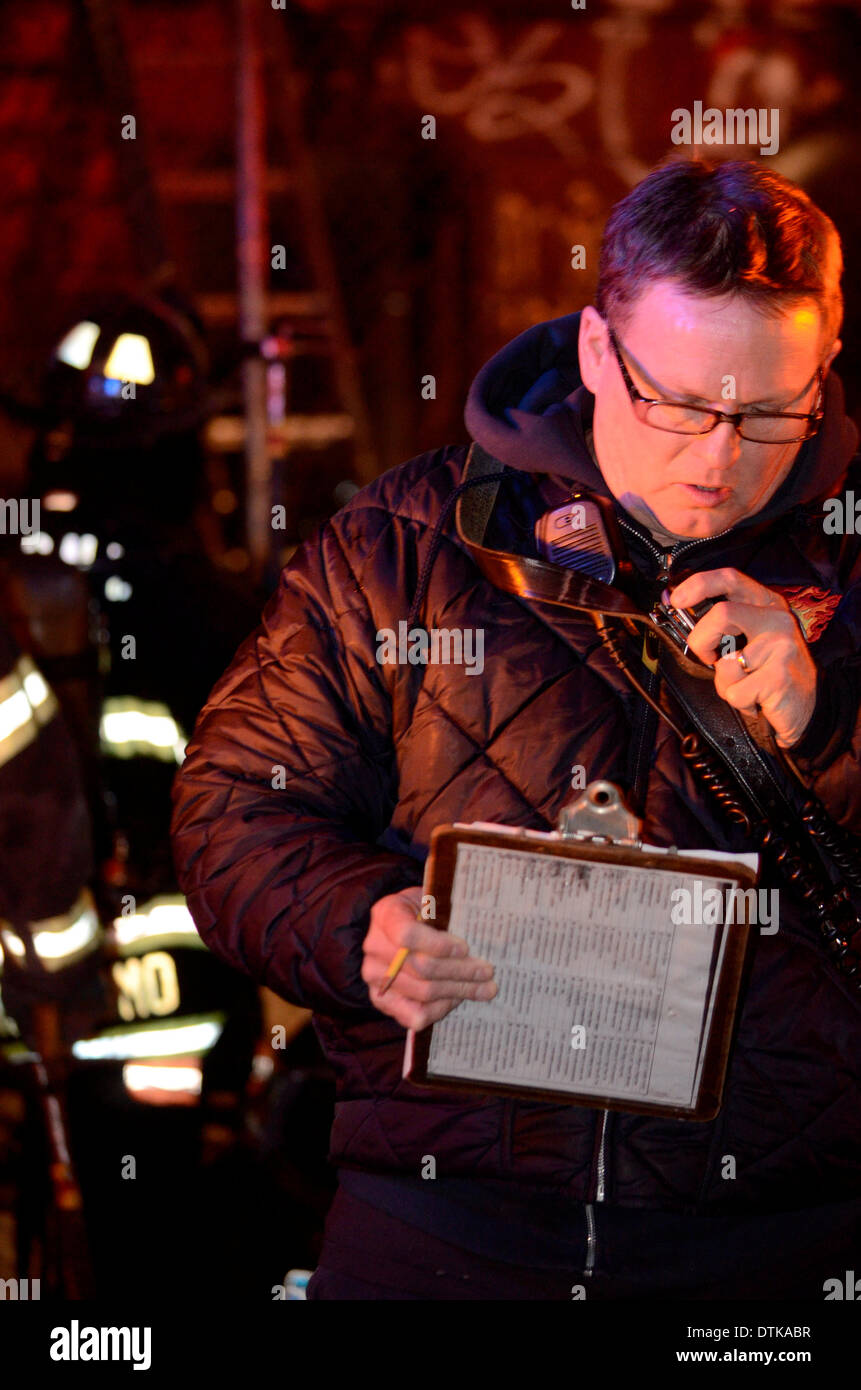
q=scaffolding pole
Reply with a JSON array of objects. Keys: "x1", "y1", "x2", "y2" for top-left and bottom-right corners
[{"x1": 236, "y1": 0, "x2": 271, "y2": 583}]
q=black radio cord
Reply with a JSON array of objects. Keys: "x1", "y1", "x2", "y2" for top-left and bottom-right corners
[{"x1": 592, "y1": 612, "x2": 861, "y2": 986}]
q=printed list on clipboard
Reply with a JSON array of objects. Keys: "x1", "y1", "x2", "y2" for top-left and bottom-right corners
[{"x1": 403, "y1": 822, "x2": 759, "y2": 1118}]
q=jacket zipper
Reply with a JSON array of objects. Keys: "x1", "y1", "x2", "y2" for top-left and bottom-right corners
[
  {"x1": 617, "y1": 516, "x2": 738, "y2": 585},
  {"x1": 583, "y1": 1202, "x2": 596, "y2": 1276},
  {"x1": 583, "y1": 1110, "x2": 609, "y2": 1277}
]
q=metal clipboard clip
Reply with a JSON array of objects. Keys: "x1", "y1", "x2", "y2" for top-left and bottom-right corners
[{"x1": 556, "y1": 779, "x2": 643, "y2": 849}]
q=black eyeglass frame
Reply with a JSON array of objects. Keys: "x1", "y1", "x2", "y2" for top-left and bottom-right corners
[{"x1": 607, "y1": 327, "x2": 826, "y2": 444}]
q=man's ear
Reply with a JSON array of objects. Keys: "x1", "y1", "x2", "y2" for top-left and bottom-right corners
[
  {"x1": 823, "y1": 337, "x2": 842, "y2": 373},
  {"x1": 578, "y1": 306, "x2": 611, "y2": 394}
]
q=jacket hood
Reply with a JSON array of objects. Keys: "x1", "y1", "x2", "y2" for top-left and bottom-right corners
[{"x1": 464, "y1": 310, "x2": 858, "y2": 523}]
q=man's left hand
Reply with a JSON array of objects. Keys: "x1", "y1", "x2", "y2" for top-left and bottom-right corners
[{"x1": 668, "y1": 568, "x2": 817, "y2": 750}]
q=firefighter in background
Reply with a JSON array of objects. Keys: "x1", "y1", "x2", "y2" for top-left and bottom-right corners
[
  {"x1": 0, "y1": 527, "x2": 256, "y2": 1298},
  {"x1": 2, "y1": 293, "x2": 335, "y2": 1293},
  {"x1": 30, "y1": 292, "x2": 260, "y2": 770},
  {"x1": 0, "y1": 589, "x2": 105, "y2": 1297},
  {"x1": 0, "y1": 602, "x2": 101, "y2": 1045},
  {"x1": 16, "y1": 293, "x2": 260, "y2": 1056}
]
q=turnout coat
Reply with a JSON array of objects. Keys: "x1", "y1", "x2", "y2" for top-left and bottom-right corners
[{"x1": 172, "y1": 312, "x2": 861, "y2": 1222}]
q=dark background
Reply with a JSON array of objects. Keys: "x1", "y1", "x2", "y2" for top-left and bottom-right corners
[{"x1": 1, "y1": 0, "x2": 859, "y2": 533}]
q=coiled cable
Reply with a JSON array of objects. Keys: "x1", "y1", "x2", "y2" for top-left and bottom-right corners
[{"x1": 593, "y1": 614, "x2": 861, "y2": 988}]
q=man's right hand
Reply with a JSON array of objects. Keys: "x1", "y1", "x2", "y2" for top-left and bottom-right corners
[{"x1": 362, "y1": 885, "x2": 497, "y2": 1030}]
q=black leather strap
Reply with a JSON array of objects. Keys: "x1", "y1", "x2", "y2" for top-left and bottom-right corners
[
  {"x1": 656, "y1": 646, "x2": 807, "y2": 829},
  {"x1": 455, "y1": 442, "x2": 645, "y2": 621}
]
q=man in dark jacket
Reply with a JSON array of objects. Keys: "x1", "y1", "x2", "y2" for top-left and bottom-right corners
[{"x1": 171, "y1": 160, "x2": 861, "y2": 1300}]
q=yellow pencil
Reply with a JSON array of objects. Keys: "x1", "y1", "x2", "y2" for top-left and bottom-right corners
[{"x1": 378, "y1": 946, "x2": 410, "y2": 995}]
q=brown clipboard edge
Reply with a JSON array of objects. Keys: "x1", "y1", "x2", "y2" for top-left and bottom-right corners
[{"x1": 405, "y1": 825, "x2": 758, "y2": 1122}]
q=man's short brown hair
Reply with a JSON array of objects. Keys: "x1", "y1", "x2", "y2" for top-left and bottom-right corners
[{"x1": 596, "y1": 159, "x2": 843, "y2": 348}]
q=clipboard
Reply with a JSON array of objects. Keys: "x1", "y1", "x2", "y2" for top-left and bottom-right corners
[{"x1": 403, "y1": 781, "x2": 759, "y2": 1122}]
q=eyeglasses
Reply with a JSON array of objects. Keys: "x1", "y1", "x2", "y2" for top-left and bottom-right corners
[{"x1": 607, "y1": 327, "x2": 825, "y2": 444}]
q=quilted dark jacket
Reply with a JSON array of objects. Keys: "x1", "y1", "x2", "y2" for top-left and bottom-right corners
[{"x1": 172, "y1": 311, "x2": 861, "y2": 1218}]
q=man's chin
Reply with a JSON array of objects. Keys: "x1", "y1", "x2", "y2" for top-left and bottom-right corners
[
  {"x1": 643, "y1": 502, "x2": 742, "y2": 544},
  {"x1": 672, "y1": 514, "x2": 734, "y2": 538}
]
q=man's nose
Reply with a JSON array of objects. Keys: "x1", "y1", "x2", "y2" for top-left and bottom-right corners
[{"x1": 690, "y1": 420, "x2": 743, "y2": 471}]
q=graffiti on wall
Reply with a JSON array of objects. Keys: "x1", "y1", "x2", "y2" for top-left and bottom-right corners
[
  {"x1": 401, "y1": 2, "x2": 849, "y2": 182},
  {"x1": 403, "y1": 17, "x2": 594, "y2": 160},
  {"x1": 395, "y1": 2, "x2": 855, "y2": 347}
]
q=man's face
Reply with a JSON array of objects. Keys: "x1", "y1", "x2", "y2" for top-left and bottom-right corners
[{"x1": 578, "y1": 282, "x2": 835, "y2": 543}]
